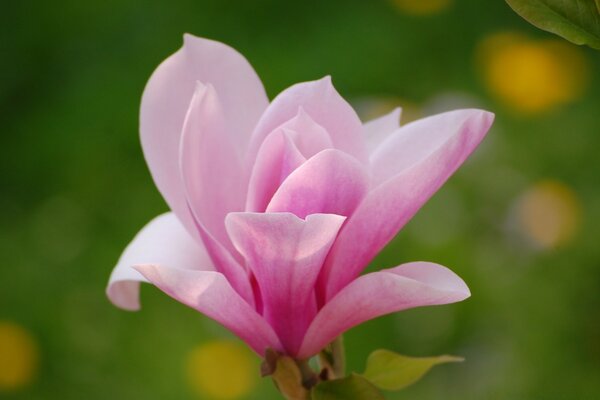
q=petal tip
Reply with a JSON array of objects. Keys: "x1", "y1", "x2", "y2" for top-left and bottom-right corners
[
  {"x1": 449, "y1": 277, "x2": 471, "y2": 301},
  {"x1": 106, "y1": 281, "x2": 141, "y2": 312},
  {"x1": 469, "y1": 109, "x2": 495, "y2": 131},
  {"x1": 182, "y1": 32, "x2": 201, "y2": 46},
  {"x1": 320, "y1": 75, "x2": 334, "y2": 89},
  {"x1": 483, "y1": 110, "x2": 495, "y2": 127},
  {"x1": 392, "y1": 261, "x2": 472, "y2": 301},
  {"x1": 310, "y1": 75, "x2": 333, "y2": 91}
]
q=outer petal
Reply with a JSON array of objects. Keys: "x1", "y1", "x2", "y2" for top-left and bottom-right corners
[
  {"x1": 370, "y1": 109, "x2": 493, "y2": 185},
  {"x1": 320, "y1": 109, "x2": 494, "y2": 300},
  {"x1": 135, "y1": 265, "x2": 282, "y2": 355},
  {"x1": 140, "y1": 34, "x2": 268, "y2": 240},
  {"x1": 226, "y1": 212, "x2": 346, "y2": 355},
  {"x1": 299, "y1": 262, "x2": 470, "y2": 359},
  {"x1": 266, "y1": 149, "x2": 369, "y2": 219},
  {"x1": 107, "y1": 212, "x2": 213, "y2": 311},
  {"x1": 363, "y1": 107, "x2": 401, "y2": 155},
  {"x1": 246, "y1": 77, "x2": 368, "y2": 168}
]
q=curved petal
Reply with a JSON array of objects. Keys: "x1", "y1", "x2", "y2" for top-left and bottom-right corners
[
  {"x1": 106, "y1": 212, "x2": 213, "y2": 311},
  {"x1": 226, "y1": 212, "x2": 346, "y2": 355},
  {"x1": 282, "y1": 108, "x2": 334, "y2": 158},
  {"x1": 178, "y1": 83, "x2": 254, "y2": 305},
  {"x1": 246, "y1": 77, "x2": 367, "y2": 168},
  {"x1": 193, "y1": 219, "x2": 256, "y2": 307},
  {"x1": 363, "y1": 107, "x2": 401, "y2": 155},
  {"x1": 266, "y1": 149, "x2": 369, "y2": 219},
  {"x1": 320, "y1": 109, "x2": 494, "y2": 300},
  {"x1": 299, "y1": 262, "x2": 470, "y2": 359},
  {"x1": 135, "y1": 265, "x2": 282, "y2": 355},
  {"x1": 246, "y1": 110, "x2": 334, "y2": 212},
  {"x1": 370, "y1": 109, "x2": 493, "y2": 185},
  {"x1": 245, "y1": 131, "x2": 307, "y2": 213},
  {"x1": 180, "y1": 83, "x2": 244, "y2": 253},
  {"x1": 140, "y1": 34, "x2": 268, "y2": 239}
]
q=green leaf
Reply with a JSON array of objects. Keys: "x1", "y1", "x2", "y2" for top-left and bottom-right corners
[
  {"x1": 361, "y1": 349, "x2": 464, "y2": 391},
  {"x1": 505, "y1": 0, "x2": 600, "y2": 49},
  {"x1": 311, "y1": 374, "x2": 385, "y2": 400}
]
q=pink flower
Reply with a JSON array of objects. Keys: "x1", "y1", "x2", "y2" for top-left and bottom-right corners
[{"x1": 107, "y1": 34, "x2": 493, "y2": 359}]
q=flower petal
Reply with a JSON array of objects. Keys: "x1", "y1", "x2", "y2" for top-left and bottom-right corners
[
  {"x1": 282, "y1": 108, "x2": 334, "y2": 158},
  {"x1": 226, "y1": 212, "x2": 346, "y2": 355},
  {"x1": 363, "y1": 107, "x2": 401, "y2": 155},
  {"x1": 180, "y1": 82, "x2": 244, "y2": 253},
  {"x1": 106, "y1": 212, "x2": 213, "y2": 311},
  {"x1": 246, "y1": 77, "x2": 367, "y2": 168},
  {"x1": 246, "y1": 110, "x2": 333, "y2": 212},
  {"x1": 320, "y1": 109, "x2": 493, "y2": 300},
  {"x1": 246, "y1": 133, "x2": 306, "y2": 213},
  {"x1": 266, "y1": 149, "x2": 369, "y2": 219},
  {"x1": 370, "y1": 109, "x2": 494, "y2": 185},
  {"x1": 299, "y1": 262, "x2": 470, "y2": 359},
  {"x1": 140, "y1": 34, "x2": 268, "y2": 239},
  {"x1": 135, "y1": 265, "x2": 282, "y2": 355}
]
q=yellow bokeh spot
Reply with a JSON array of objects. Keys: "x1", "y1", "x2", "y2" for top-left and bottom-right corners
[
  {"x1": 0, "y1": 321, "x2": 39, "y2": 391},
  {"x1": 186, "y1": 340, "x2": 256, "y2": 399},
  {"x1": 390, "y1": 0, "x2": 452, "y2": 15},
  {"x1": 478, "y1": 32, "x2": 590, "y2": 114},
  {"x1": 518, "y1": 180, "x2": 582, "y2": 249}
]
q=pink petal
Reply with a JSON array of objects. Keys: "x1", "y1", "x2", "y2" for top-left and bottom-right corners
[
  {"x1": 140, "y1": 34, "x2": 268, "y2": 241},
  {"x1": 135, "y1": 265, "x2": 282, "y2": 355},
  {"x1": 225, "y1": 212, "x2": 346, "y2": 355},
  {"x1": 246, "y1": 77, "x2": 367, "y2": 169},
  {"x1": 180, "y1": 83, "x2": 244, "y2": 254},
  {"x1": 245, "y1": 132, "x2": 307, "y2": 213},
  {"x1": 194, "y1": 224, "x2": 256, "y2": 308},
  {"x1": 106, "y1": 213, "x2": 213, "y2": 311},
  {"x1": 320, "y1": 109, "x2": 493, "y2": 300},
  {"x1": 246, "y1": 110, "x2": 333, "y2": 212},
  {"x1": 266, "y1": 149, "x2": 369, "y2": 219},
  {"x1": 298, "y1": 262, "x2": 470, "y2": 358},
  {"x1": 281, "y1": 108, "x2": 334, "y2": 158},
  {"x1": 370, "y1": 109, "x2": 494, "y2": 185},
  {"x1": 363, "y1": 107, "x2": 401, "y2": 155}
]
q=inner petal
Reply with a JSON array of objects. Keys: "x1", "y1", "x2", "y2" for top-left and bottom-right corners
[{"x1": 245, "y1": 109, "x2": 334, "y2": 212}]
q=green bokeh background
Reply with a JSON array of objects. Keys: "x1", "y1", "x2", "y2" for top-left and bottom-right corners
[{"x1": 2, "y1": 0, "x2": 600, "y2": 399}]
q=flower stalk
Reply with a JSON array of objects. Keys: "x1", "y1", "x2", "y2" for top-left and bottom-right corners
[{"x1": 317, "y1": 336, "x2": 345, "y2": 380}]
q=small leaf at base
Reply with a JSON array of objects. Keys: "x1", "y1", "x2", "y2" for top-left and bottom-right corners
[{"x1": 361, "y1": 349, "x2": 463, "y2": 391}]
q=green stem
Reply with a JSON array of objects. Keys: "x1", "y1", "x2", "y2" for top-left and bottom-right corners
[
  {"x1": 317, "y1": 336, "x2": 346, "y2": 380},
  {"x1": 331, "y1": 336, "x2": 346, "y2": 378}
]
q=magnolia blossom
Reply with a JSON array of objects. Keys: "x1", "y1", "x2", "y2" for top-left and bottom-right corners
[{"x1": 107, "y1": 34, "x2": 493, "y2": 359}]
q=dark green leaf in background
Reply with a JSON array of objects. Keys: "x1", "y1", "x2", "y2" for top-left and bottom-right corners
[
  {"x1": 361, "y1": 349, "x2": 464, "y2": 391},
  {"x1": 506, "y1": 0, "x2": 600, "y2": 49},
  {"x1": 311, "y1": 374, "x2": 384, "y2": 400}
]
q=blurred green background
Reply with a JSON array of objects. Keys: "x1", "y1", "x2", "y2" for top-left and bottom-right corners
[{"x1": 2, "y1": 0, "x2": 599, "y2": 399}]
